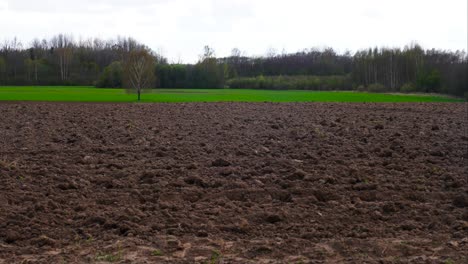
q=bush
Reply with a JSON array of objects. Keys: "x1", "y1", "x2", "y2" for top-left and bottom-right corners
[
  {"x1": 367, "y1": 83, "x2": 386, "y2": 93},
  {"x1": 356, "y1": 85, "x2": 367, "y2": 92},
  {"x1": 416, "y1": 69, "x2": 441, "y2": 93},
  {"x1": 96, "y1": 61, "x2": 123, "y2": 88},
  {"x1": 400, "y1": 83, "x2": 417, "y2": 93},
  {"x1": 227, "y1": 75, "x2": 352, "y2": 90}
]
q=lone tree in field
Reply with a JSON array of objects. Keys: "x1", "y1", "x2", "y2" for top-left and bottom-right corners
[{"x1": 123, "y1": 49, "x2": 155, "y2": 101}]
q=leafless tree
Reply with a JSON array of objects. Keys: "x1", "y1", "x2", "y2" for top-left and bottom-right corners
[
  {"x1": 200, "y1": 45, "x2": 215, "y2": 62},
  {"x1": 231, "y1": 48, "x2": 241, "y2": 58},
  {"x1": 0, "y1": 56, "x2": 6, "y2": 83},
  {"x1": 266, "y1": 47, "x2": 277, "y2": 58},
  {"x1": 51, "y1": 34, "x2": 74, "y2": 81},
  {"x1": 123, "y1": 49, "x2": 155, "y2": 101}
]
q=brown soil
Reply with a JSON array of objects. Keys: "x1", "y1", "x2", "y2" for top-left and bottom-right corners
[{"x1": 0, "y1": 102, "x2": 467, "y2": 263}]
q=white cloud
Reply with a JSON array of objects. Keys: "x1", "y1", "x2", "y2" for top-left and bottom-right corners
[
  {"x1": 0, "y1": 0, "x2": 8, "y2": 10},
  {"x1": 0, "y1": 0, "x2": 466, "y2": 63}
]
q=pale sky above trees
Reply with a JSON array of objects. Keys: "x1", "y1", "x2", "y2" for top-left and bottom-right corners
[{"x1": 0, "y1": 0, "x2": 466, "y2": 63}]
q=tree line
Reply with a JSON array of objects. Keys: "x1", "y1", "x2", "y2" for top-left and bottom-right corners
[
  {"x1": 0, "y1": 35, "x2": 165, "y2": 86},
  {"x1": 0, "y1": 35, "x2": 466, "y2": 96}
]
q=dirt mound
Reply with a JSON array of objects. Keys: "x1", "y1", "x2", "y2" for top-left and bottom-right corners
[{"x1": 0, "y1": 102, "x2": 467, "y2": 263}]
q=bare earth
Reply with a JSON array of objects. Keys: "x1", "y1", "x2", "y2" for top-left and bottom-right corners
[{"x1": 0, "y1": 102, "x2": 467, "y2": 263}]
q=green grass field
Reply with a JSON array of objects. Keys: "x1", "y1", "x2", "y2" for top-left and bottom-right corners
[{"x1": 0, "y1": 86, "x2": 463, "y2": 103}]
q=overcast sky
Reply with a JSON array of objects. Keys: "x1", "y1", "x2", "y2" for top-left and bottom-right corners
[{"x1": 0, "y1": 0, "x2": 466, "y2": 63}]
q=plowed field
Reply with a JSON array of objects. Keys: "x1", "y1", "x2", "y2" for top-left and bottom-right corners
[{"x1": 0, "y1": 102, "x2": 467, "y2": 263}]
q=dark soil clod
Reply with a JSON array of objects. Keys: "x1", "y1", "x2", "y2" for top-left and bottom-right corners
[{"x1": 211, "y1": 158, "x2": 231, "y2": 167}]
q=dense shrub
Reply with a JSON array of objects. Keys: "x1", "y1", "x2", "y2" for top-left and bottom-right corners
[
  {"x1": 227, "y1": 75, "x2": 352, "y2": 90},
  {"x1": 416, "y1": 69, "x2": 441, "y2": 93},
  {"x1": 156, "y1": 62, "x2": 227, "y2": 89},
  {"x1": 356, "y1": 85, "x2": 366, "y2": 92},
  {"x1": 367, "y1": 83, "x2": 386, "y2": 93},
  {"x1": 96, "y1": 61, "x2": 123, "y2": 88},
  {"x1": 400, "y1": 83, "x2": 417, "y2": 93}
]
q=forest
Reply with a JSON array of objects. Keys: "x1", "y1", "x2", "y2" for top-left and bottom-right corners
[{"x1": 0, "y1": 34, "x2": 466, "y2": 96}]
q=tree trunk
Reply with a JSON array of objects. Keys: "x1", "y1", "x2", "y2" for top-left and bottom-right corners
[{"x1": 34, "y1": 61, "x2": 38, "y2": 82}]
